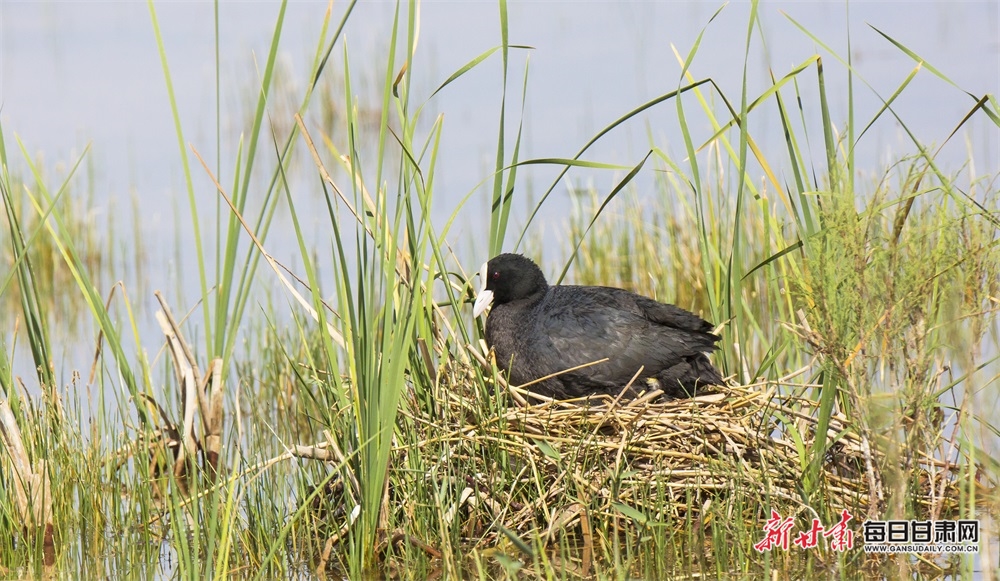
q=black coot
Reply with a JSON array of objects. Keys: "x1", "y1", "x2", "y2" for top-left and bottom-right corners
[{"x1": 473, "y1": 253, "x2": 724, "y2": 400}]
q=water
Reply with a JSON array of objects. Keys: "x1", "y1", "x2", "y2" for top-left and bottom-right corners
[{"x1": 3, "y1": 1, "x2": 996, "y2": 250}]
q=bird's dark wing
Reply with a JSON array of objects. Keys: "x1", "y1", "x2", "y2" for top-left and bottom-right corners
[
  {"x1": 632, "y1": 295, "x2": 716, "y2": 334},
  {"x1": 531, "y1": 287, "x2": 717, "y2": 387}
]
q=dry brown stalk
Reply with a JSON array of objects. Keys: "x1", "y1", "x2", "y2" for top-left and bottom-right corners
[
  {"x1": 206, "y1": 357, "x2": 225, "y2": 481},
  {"x1": 0, "y1": 400, "x2": 54, "y2": 559}
]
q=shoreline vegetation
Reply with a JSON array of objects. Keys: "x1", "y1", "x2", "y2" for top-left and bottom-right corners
[{"x1": 2, "y1": 1, "x2": 998, "y2": 578}]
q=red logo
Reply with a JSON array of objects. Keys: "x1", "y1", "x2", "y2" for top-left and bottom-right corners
[{"x1": 755, "y1": 509, "x2": 855, "y2": 552}]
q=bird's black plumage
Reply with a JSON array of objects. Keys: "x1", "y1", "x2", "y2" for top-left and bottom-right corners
[{"x1": 474, "y1": 253, "x2": 723, "y2": 400}]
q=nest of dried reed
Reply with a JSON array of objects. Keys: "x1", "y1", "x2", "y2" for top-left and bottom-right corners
[{"x1": 425, "y1": 353, "x2": 979, "y2": 549}]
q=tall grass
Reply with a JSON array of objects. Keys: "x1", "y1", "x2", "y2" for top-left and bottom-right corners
[{"x1": 0, "y1": 0, "x2": 997, "y2": 579}]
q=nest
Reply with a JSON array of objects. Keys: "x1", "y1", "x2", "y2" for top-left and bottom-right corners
[
  {"x1": 465, "y1": 385, "x2": 871, "y2": 530},
  {"x1": 421, "y1": 357, "x2": 980, "y2": 550}
]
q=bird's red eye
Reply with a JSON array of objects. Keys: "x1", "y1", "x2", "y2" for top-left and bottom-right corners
[{"x1": 492, "y1": 271, "x2": 500, "y2": 280}]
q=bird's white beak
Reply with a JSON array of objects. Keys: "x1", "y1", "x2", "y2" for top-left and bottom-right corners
[{"x1": 472, "y1": 262, "x2": 493, "y2": 318}]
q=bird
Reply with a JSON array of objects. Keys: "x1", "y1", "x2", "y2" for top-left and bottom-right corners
[{"x1": 472, "y1": 253, "x2": 724, "y2": 400}]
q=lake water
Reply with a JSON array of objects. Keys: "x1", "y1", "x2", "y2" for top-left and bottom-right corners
[{"x1": 3, "y1": 2, "x2": 996, "y2": 253}]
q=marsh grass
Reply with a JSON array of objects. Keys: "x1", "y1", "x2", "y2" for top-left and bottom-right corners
[
  {"x1": 1, "y1": 0, "x2": 999, "y2": 579},
  {"x1": 0, "y1": 160, "x2": 142, "y2": 336}
]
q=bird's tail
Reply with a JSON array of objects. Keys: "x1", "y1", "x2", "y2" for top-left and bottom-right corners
[
  {"x1": 655, "y1": 353, "x2": 724, "y2": 398},
  {"x1": 690, "y1": 353, "x2": 724, "y2": 387}
]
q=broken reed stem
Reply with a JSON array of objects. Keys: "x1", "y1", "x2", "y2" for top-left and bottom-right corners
[
  {"x1": 0, "y1": 400, "x2": 54, "y2": 553},
  {"x1": 147, "y1": 300, "x2": 227, "y2": 494},
  {"x1": 206, "y1": 357, "x2": 225, "y2": 482}
]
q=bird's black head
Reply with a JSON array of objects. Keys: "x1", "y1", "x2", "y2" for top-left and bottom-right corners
[{"x1": 473, "y1": 253, "x2": 549, "y2": 317}]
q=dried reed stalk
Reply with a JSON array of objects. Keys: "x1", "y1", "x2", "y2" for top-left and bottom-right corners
[{"x1": 0, "y1": 400, "x2": 53, "y2": 557}]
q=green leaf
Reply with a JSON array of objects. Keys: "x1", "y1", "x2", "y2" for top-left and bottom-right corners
[
  {"x1": 612, "y1": 501, "x2": 649, "y2": 525},
  {"x1": 532, "y1": 438, "x2": 561, "y2": 462}
]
